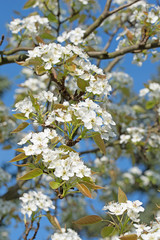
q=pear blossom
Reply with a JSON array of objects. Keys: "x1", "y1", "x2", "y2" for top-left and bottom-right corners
[
  {"x1": 8, "y1": 15, "x2": 50, "y2": 36},
  {"x1": 103, "y1": 202, "x2": 127, "y2": 215},
  {"x1": 51, "y1": 228, "x2": 82, "y2": 240},
  {"x1": 20, "y1": 190, "x2": 55, "y2": 218},
  {"x1": 42, "y1": 150, "x2": 91, "y2": 180},
  {"x1": 14, "y1": 97, "x2": 35, "y2": 118}
]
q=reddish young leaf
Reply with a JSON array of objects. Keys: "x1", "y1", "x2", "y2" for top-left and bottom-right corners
[
  {"x1": 74, "y1": 215, "x2": 102, "y2": 225},
  {"x1": 9, "y1": 153, "x2": 27, "y2": 163},
  {"x1": 77, "y1": 183, "x2": 92, "y2": 198},
  {"x1": 46, "y1": 213, "x2": 62, "y2": 231}
]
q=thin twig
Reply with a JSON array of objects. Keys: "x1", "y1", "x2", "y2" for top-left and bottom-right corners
[
  {"x1": 97, "y1": 27, "x2": 119, "y2": 67},
  {"x1": 104, "y1": 56, "x2": 123, "y2": 73},
  {"x1": 0, "y1": 35, "x2": 4, "y2": 46},
  {"x1": 83, "y1": 0, "x2": 140, "y2": 39},
  {"x1": 56, "y1": 0, "x2": 61, "y2": 36},
  {"x1": 23, "y1": 221, "x2": 33, "y2": 240},
  {"x1": 29, "y1": 221, "x2": 40, "y2": 240}
]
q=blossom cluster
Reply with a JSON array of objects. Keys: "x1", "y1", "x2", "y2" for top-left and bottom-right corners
[
  {"x1": 45, "y1": 99, "x2": 115, "y2": 140},
  {"x1": 134, "y1": 222, "x2": 160, "y2": 240},
  {"x1": 14, "y1": 89, "x2": 58, "y2": 118},
  {"x1": 18, "y1": 128, "x2": 91, "y2": 180},
  {"x1": 42, "y1": 149, "x2": 91, "y2": 180},
  {"x1": 20, "y1": 190, "x2": 55, "y2": 218},
  {"x1": 27, "y1": 43, "x2": 88, "y2": 70},
  {"x1": 27, "y1": 43, "x2": 111, "y2": 97},
  {"x1": 51, "y1": 228, "x2": 82, "y2": 240},
  {"x1": 120, "y1": 127, "x2": 145, "y2": 144},
  {"x1": 123, "y1": 167, "x2": 160, "y2": 188},
  {"x1": 14, "y1": 97, "x2": 36, "y2": 118},
  {"x1": 103, "y1": 200, "x2": 144, "y2": 222},
  {"x1": 139, "y1": 82, "x2": 160, "y2": 99},
  {"x1": 57, "y1": 27, "x2": 85, "y2": 45},
  {"x1": 8, "y1": 15, "x2": 50, "y2": 36},
  {"x1": 110, "y1": 2, "x2": 160, "y2": 66},
  {"x1": 18, "y1": 128, "x2": 59, "y2": 153}
]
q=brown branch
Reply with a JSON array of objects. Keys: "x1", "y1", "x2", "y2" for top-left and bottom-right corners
[
  {"x1": 0, "y1": 54, "x2": 28, "y2": 65},
  {"x1": 1, "y1": 40, "x2": 160, "y2": 66},
  {"x1": 97, "y1": 27, "x2": 119, "y2": 67},
  {"x1": 88, "y1": 41, "x2": 160, "y2": 59},
  {"x1": 56, "y1": 0, "x2": 61, "y2": 36},
  {"x1": 79, "y1": 147, "x2": 100, "y2": 156},
  {"x1": 66, "y1": 137, "x2": 81, "y2": 147},
  {"x1": 0, "y1": 35, "x2": 4, "y2": 46},
  {"x1": 83, "y1": 0, "x2": 140, "y2": 39},
  {"x1": 24, "y1": 221, "x2": 33, "y2": 240},
  {"x1": 3, "y1": 47, "x2": 33, "y2": 55},
  {"x1": 29, "y1": 221, "x2": 40, "y2": 240},
  {"x1": 105, "y1": 56, "x2": 123, "y2": 73}
]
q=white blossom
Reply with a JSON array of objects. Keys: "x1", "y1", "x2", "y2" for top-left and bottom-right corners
[
  {"x1": 20, "y1": 190, "x2": 55, "y2": 218},
  {"x1": 51, "y1": 228, "x2": 82, "y2": 240}
]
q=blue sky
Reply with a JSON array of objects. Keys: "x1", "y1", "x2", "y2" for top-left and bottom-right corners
[{"x1": 0, "y1": 1, "x2": 160, "y2": 239}]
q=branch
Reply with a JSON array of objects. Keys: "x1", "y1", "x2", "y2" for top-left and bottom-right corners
[
  {"x1": 0, "y1": 54, "x2": 28, "y2": 65},
  {"x1": 97, "y1": 27, "x2": 119, "y2": 67},
  {"x1": 0, "y1": 35, "x2": 4, "y2": 46},
  {"x1": 83, "y1": 0, "x2": 140, "y2": 39},
  {"x1": 29, "y1": 221, "x2": 40, "y2": 240},
  {"x1": 105, "y1": 56, "x2": 123, "y2": 73},
  {"x1": 88, "y1": 41, "x2": 160, "y2": 59},
  {"x1": 1, "y1": 40, "x2": 160, "y2": 66},
  {"x1": 24, "y1": 221, "x2": 33, "y2": 240},
  {"x1": 3, "y1": 47, "x2": 33, "y2": 55}
]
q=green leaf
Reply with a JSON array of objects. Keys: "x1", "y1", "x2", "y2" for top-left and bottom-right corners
[
  {"x1": 40, "y1": 32, "x2": 55, "y2": 40},
  {"x1": 13, "y1": 113, "x2": 28, "y2": 120},
  {"x1": 118, "y1": 187, "x2": 127, "y2": 203},
  {"x1": 9, "y1": 153, "x2": 27, "y2": 163},
  {"x1": 17, "y1": 168, "x2": 43, "y2": 180},
  {"x1": 121, "y1": 87, "x2": 130, "y2": 97},
  {"x1": 35, "y1": 66, "x2": 46, "y2": 76},
  {"x1": 59, "y1": 145, "x2": 76, "y2": 153},
  {"x1": 146, "y1": 100, "x2": 156, "y2": 109},
  {"x1": 46, "y1": 213, "x2": 61, "y2": 231},
  {"x1": 47, "y1": 13, "x2": 58, "y2": 23},
  {"x1": 74, "y1": 215, "x2": 102, "y2": 225},
  {"x1": 29, "y1": 92, "x2": 40, "y2": 112},
  {"x1": 79, "y1": 14, "x2": 87, "y2": 24},
  {"x1": 64, "y1": 63, "x2": 76, "y2": 72},
  {"x1": 101, "y1": 226, "x2": 115, "y2": 238},
  {"x1": 2, "y1": 145, "x2": 12, "y2": 150},
  {"x1": 15, "y1": 148, "x2": 24, "y2": 153},
  {"x1": 120, "y1": 234, "x2": 137, "y2": 240},
  {"x1": 77, "y1": 78, "x2": 89, "y2": 91},
  {"x1": 76, "y1": 183, "x2": 92, "y2": 198},
  {"x1": 11, "y1": 122, "x2": 29, "y2": 133},
  {"x1": 92, "y1": 132, "x2": 106, "y2": 155},
  {"x1": 132, "y1": 105, "x2": 145, "y2": 113},
  {"x1": 65, "y1": 55, "x2": 77, "y2": 65},
  {"x1": 23, "y1": 0, "x2": 36, "y2": 9},
  {"x1": 69, "y1": 14, "x2": 79, "y2": 23},
  {"x1": 49, "y1": 181, "x2": 61, "y2": 190}
]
